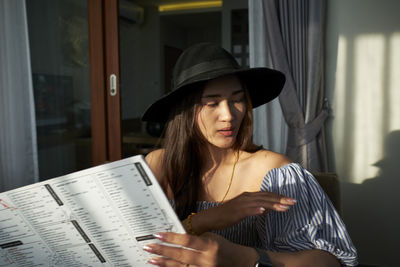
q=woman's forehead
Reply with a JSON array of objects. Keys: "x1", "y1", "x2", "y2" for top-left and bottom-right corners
[{"x1": 202, "y1": 75, "x2": 243, "y2": 97}]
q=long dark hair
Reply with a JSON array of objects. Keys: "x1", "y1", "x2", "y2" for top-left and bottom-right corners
[{"x1": 162, "y1": 78, "x2": 261, "y2": 220}]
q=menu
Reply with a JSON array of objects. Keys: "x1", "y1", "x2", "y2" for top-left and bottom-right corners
[{"x1": 0, "y1": 155, "x2": 185, "y2": 266}]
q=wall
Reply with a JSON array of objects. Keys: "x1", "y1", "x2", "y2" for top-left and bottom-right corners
[
  {"x1": 325, "y1": 0, "x2": 400, "y2": 266},
  {"x1": 120, "y1": 5, "x2": 161, "y2": 120}
]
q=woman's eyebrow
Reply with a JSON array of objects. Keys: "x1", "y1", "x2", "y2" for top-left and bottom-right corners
[{"x1": 202, "y1": 89, "x2": 244, "y2": 99}]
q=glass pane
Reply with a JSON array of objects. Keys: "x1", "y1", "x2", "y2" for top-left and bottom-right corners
[
  {"x1": 119, "y1": 1, "x2": 222, "y2": 157},
  {"x1": 26, "y1": 0, "x2": 92, "y2": 180},
  {"x1": 231, "y1": 9, "x2": 249, "y2": 67}
]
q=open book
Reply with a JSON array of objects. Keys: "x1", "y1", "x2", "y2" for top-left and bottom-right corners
[{"x1": 0, "y1": 155, "x2": 185, "y2": 266}]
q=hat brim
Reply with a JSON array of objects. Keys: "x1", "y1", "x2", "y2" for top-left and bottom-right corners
[{"x1": 142, "y1": 67, "x2": 285, "y2": 123}]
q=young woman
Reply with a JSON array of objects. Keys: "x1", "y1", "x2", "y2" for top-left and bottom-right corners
[{"x1": 141, "y1": 43, "x2": 357, "y2": 267}]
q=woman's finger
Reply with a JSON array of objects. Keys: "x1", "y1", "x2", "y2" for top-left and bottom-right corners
[
  {"x1": 236, "y1": 191, "x2": 296, "y2": 205},
  {"x1": 148, "y1": 256, "x2": 188, "y2": 267},
  {"x1": 144, "y1": 242, "x2": 201, "y2": 265},
  {"x1": 247, "y1": 199, "x2": 294, "y2": 211},
  {"x1": 144, "y1": 233, "x2": 212, "y2": 266},
  {"x1": 154, "y1": 232, "x2": 209, "y2": 251},
  {"x1": 223, "y1": 194, "x2": 295, "y2": 213}
]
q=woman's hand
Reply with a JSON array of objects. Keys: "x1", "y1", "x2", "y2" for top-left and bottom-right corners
[
  {"x1": 189, "y1": 191, "x2": 296, "y2": 234},
  {"x1": 143, "y1": 232, "x2": 258, "y2": 267},
  {"x1": 144, "y1": 231, "x2": 341, "y2": 267}
]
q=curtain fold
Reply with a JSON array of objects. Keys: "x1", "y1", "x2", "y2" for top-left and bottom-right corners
[
  {"x1": 249, "y1": 0, "x2": 328, "y2": 171},
  {"x1": 249, "y1": 0, "x2": 288, "y2": 154},
  {"x1": 0, "y1": 0, "x2": 39, "y2": 191}
]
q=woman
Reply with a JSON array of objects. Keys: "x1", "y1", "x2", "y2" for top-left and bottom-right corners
[{"x1": 142, "y1": 43, "x2": 357, "y2": 266}]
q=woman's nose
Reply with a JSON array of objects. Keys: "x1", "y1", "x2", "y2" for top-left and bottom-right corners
[{"x1": 219, "y1": 101, "x2": 233, "y2": 121}]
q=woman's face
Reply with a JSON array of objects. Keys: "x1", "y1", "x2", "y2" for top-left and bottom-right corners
[{"x1": 196, "y1": 75, "x2": 247, "y2": 149}]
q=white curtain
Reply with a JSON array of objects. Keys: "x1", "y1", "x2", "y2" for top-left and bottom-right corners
[
  {"x1": 249, "y1": 0, "x2": 288, "y2": 154},
  {"x1": 249, "y1": 0, "x2": 328, "y2": 171},
  {"x1": 0, "y1": 0, "x2": 39, "y2": 191}
]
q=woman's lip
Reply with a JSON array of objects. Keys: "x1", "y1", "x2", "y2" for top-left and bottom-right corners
[
  {"x1": 218, "y1": 128, "x2": 234, "y2": 136},
  {"x1": 219, "y1": 130, "x2": 233, "y2": 136},
  {"x1": 220, "y1": 127, "x2": 234, "y2": 131}
]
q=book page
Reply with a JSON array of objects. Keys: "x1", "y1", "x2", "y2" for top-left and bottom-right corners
[{"x1": 0, "y1": 155, "x2": 185, "y2": 267}]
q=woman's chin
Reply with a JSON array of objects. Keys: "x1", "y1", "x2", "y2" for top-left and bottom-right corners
[{"x1": 209, "y1": 141, "x2": 236, "y2": 149}]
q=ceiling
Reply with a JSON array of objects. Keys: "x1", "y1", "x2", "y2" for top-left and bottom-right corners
[
  {"x1": 131, "y1": 0, "x2": 219, "y2": 8},
  {"x1": 160, "y1": 11, "x2": 220, "y2": 29},
  {"x1": 125, "y1": 0, "x2": 222, "y2": 28}
]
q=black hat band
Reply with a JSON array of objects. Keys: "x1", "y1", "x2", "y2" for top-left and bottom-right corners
[{"x1": 175, "y1": 58, "x2": 239, "y2": 87}]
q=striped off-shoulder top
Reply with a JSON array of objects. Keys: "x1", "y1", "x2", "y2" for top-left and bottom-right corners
[{"x1": 189, "y1": 163, "x2": 358, "y2": 266}]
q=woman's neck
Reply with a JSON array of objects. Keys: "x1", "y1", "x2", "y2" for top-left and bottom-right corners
[
  {"x1": 198, "y1": 146, "x2": 241, "y2": 202},
  {"x1": 201, "y1": 146, "x2": 238, "y2": 171}
]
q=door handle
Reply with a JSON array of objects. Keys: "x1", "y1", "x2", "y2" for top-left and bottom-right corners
[{"x1": 109, "y1": 74, "x2": 117, "y2": 96}]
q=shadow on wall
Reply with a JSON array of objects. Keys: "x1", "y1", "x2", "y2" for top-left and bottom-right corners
[{"x1": 342, "y1": 130, "x2": 400, "y2": 267}]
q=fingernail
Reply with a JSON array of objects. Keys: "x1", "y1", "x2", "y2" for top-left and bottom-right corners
[
  {"x1": 258, "y1": 207, "x2": 266, "y2": 213},
  {"x1": 278, "y1": 204, "x2": 290, "y2": 210},
  {"x1": 143, "y1": 245, "x2": 154, "y2": 252},
  {"x1": 148, "y1": 258, "x2": 161, "y2": 266},
  {"x1": 285, "y1": 198, "x2": 297, "y2": 204},
  {"x1": 153, "y1": 233, "x2": 165, "y2": 241}
]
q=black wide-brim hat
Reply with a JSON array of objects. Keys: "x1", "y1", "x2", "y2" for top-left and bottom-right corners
[{"x1": 142, "y1": 42, "x2": 286, "y2": 123}]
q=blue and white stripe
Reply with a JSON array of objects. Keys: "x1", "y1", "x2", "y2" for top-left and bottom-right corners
[{"x1": 196, "y1": 163, "x2": 358, "y2": 266}]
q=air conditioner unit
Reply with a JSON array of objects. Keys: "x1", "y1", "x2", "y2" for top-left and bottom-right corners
[{"x1": 119, "y1": 0, "x2": 144, "y2": 25}]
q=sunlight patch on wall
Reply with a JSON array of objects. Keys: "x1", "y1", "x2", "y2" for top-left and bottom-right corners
[
  {"x1": 389, "y1": 33, "x2": 400, "y2": 131},
  {"x1": 332, "y1": 35, "x2": 347, "y2": 181},
  {"x1": 351, "y1": 34, "x2": 385, "y2": 183},
  {"x1": 334, "y1": 33, "x2": 400, "y2": 184}
]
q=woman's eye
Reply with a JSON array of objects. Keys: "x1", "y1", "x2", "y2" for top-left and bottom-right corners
[
  {"x1": 204, "y1": 101, "x2": 218, "y2": 107},
  {"x1": 207, "y1": 102, "x2": 218, "y2": 107},
  {"x1": 232, "y1": 97, "x2": 244, "y2": 103}
]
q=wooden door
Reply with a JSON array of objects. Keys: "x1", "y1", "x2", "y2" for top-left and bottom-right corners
[{"x1": 88, "y1": 0, "x2": 122, "y2": 165}]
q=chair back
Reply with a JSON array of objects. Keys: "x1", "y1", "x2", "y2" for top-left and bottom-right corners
[{"x1": 312, "y1": 172, "x2": 341, "y2": 216}]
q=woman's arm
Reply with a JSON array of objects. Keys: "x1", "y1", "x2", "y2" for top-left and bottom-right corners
[
  {"x1": 143, "y1": 232, "x2": 340, "y2": 267},
  {"x1": 182, "y1": 191, "x2": 296, "y2": 234}
]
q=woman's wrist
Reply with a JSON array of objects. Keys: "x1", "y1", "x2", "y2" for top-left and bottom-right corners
[
  {"x1": 233, "y1": 244, "x2": 260, "y2": 267},
  {"x1": 188, "y1": 211, "x2": 212, "y2": 235},
  {"x1": 182, "y1": 212, "x2": 208, "y2": 235},
  {"x1": 182, "y1": 207, "x2": 226, "y2": 235}
]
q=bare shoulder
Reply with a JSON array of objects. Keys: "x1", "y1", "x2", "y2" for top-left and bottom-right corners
[
  {"x1": 145, "y1": 149, "x2": 165, "y2": 183},
  {"x1": 235, "y1": 149, "x2": 292, "y2": 191},
  {"x1": 145, "y1": 148, "x2": 164, "y2": 164},
  {"x1": 241, "y1": 149, "x2": 292, "y2": 177},
  {"x1": 145, "y1": 149, "x2": 174, "y2": 198},
  {"x1": 252, "y1": 149, "x2": 292, "y2": 169}
]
